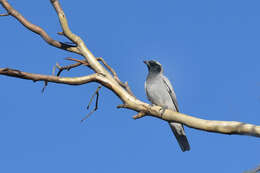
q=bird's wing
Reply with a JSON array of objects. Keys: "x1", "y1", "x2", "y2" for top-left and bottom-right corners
[{"x1": 162, "y1": 75, "x2": 179, "y2": 112}]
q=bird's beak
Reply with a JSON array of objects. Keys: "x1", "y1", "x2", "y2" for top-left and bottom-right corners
[{"x1": 143, "y1": 60, "x2": 148, "y2": 65}]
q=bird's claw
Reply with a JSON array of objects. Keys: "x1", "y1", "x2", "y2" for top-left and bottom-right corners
[
  {"x1": 159, "y1": 107, "x2": 167, "y2": 118},
  {"x1": 147, "y1": 104, "x2": 154, "y2": 111}
]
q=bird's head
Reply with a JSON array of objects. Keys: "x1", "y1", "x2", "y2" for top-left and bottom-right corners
[{"x1": 143, "y1": 60, "x2": 163, "y2": 73}]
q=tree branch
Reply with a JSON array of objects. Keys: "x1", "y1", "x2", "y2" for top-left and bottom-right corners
[
  {"x1": 1, "y1": 67, "x2": 260, "y2": 137},
  {"x1": 81, "y1": 85, "x2": 102, "y2": 123},
  {"x1": 0, "y1": 0, "x2": 81, "y2": 54},
  {"x1": 55, "y1": 61, "x2": 82, "y2": 77},
  {"x1": 0, "y1": 68, "x2": 106, "y2": 85}
]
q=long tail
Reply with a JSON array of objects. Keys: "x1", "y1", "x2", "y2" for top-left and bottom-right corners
[{"x1": 169, "y1": 122, "x2": 190, "y2": 152}]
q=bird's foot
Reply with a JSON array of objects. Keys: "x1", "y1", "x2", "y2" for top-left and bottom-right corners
[
  {"x1": 147, "y1": 104, "x2": 155, "y2": 111},
  {"x1": 159, "y1": 106, "x2": 167, "y2": 118}
]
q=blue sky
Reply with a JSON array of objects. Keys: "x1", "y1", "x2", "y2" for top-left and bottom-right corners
[{"x1": 1, "y1": 0, "x2": 260, "y2": 172}]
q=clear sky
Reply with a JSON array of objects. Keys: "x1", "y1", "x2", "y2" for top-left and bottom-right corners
[{"x1": 1, "y1": 0, "x2": 260, "y2": 172}]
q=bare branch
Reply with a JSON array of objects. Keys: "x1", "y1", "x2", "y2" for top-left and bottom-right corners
[
  {"x1": 50, "y1": 0, "x2": 115, "y2": 78},
  {"x1": 97, "y1": 57, "x2": 135, "y2": 96},
  {"x1": 50, "y1": 0, "x2": 82, "y2": 45},
  {"x1": 41, "y1": 81, "x2": 48, "y2": 93},
  {"x1": 122, "y1": 104, "x2": 260, "y2": 137},
  {"x1": 0, "y1": 0, "x2": 81, "y2": 54},
  {"x1": 65, "y1": 57, "x2": 90, "y2": 66},
  {"x1": 2, "y1": 66, "x2": 260, "y2": 137},
  {"x1": 87, "y1": 85, "x2": 102, "y2": 110},
  {"x1": 57, "y1": 31, "x2": 64, "y2": 35},
  {"x1": 0, "y1": 68, "x2": 106, "y2": 85}
]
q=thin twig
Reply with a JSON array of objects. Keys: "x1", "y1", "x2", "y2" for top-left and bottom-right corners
[
  {"x1": 57, "y1": 31, "x2": 64, "y2": 35},
  {"x1": 55, "y1": 61, "x2": 82, "y2": 76},
  {"x1": 65, "y1": 57, "x2": 90, "y2": 66},
  {"x1": 96, "y1": 58, "x2": 117, "y2": 78},
  {"x1": 41, "y1": 81, "x2": 48, "y2": 93},
  {"x1": 81, "y1": 85, "x2": 102, "y2": 123},
  {"x1": 0, "y1": 12, "x2": 9, "y2": 16},
  {"x1": 87, "y1": 85, "x2": 102, "y2": 109},
  {"x1": 96, "y1": 57, "x2": 134, "y2": 96},
  {"x1": 123, "y1": 81, "x2": 134, "y2": 97}
]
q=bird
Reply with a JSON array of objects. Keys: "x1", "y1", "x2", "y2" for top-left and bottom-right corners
[{"x1": 144, "y1": 60, "x2": 190, "y2": 152}]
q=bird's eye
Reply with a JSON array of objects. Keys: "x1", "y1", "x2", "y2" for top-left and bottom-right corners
[{"x1": 150, "y1": 62, "x2": 156, "y2": 66}]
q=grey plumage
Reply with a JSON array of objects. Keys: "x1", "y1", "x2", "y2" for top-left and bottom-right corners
[{"x1": 144, "y1": 60, "x2": 190, "y2": 152}]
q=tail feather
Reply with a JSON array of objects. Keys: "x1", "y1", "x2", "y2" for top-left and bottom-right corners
[{"x1": 169, "y1": 122, "x2": 190, "y2": 152}]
